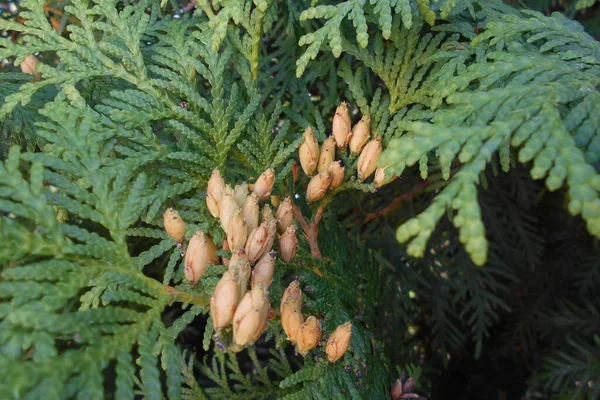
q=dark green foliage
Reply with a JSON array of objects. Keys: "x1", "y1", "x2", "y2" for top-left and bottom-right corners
[{"x1": 1, "y1": 0, "x2": 599, "y2": 398}]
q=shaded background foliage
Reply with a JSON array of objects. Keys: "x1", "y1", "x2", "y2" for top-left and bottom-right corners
[{"x1": 1, "y1": 0, "x2": 599, "y2": 399}]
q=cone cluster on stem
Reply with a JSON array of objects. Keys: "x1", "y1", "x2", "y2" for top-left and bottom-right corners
[
  {"x1": 298, "y1": 102, "x2": 397, "y2": 203},
  {"x1": 160, "y1": 168, "x2": 305, "y2": 349},
  {"x1": 279, "y1": 281, "x2": 352, "y2": 361}
]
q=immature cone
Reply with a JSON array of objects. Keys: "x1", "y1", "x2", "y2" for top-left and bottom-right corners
[
  {"x1": 299, "y1": 127, "x2": 320, "y2": 176},
  {"x1": 271, "y1": 195, "x2": 281, "y2": 208},
  {"x1": 242, "y1": 193, "x2": 260, "y2": 234},
  {"x1": 391, "y1": 379, "x2": 403, "y2": 400},
  {"x1": 374, "y1": 166, "x2": 397, "y2": 188},
  {"x1": 210, "y1": 271, "x2": 240, "y2": 329},
  {"x1": 251, "y1": 251, "x2": 276, "y2": 289},
  {"x1": 163, "y1": 208, "x2": 186, "y2": 242},
  {"x1": 328, "y1": 161, "x2": 345, "y2": 190},
  {"x1": 253, "y1": 168, "x2": 275, "y2": 202},
  {"x1": 208, "y1": 170, "x2": 226, "y2": 202},
  {"x1": 279, "y1": 226, "x2": 298, "y2": 263},
  {"x1": 317, "y1": 136, "x2": 336, "y2": 173},
  {"x1": 245, "y1": 221, "x2": 273, "y2": 263},
  {"x1": 219, "y1": 191, "x2": 239, "y2": 232},
  {"x1": 184, "y1": 231, "x2": 219, "y2": 283},
  {"x1": 275, "y1": 197, "x2": 294, "y2": 234},
  {"x1": 349, "y1": 115, "x2": 371, "y2": 155},
  {"x1": 280, "y1": 281, "x2": 303, "y2": 342},
  {"x1": 227, "y1": 211, "x2": 248, "y2": 251},
  {"x1": 234, "y1": 183, "x2": 249, "y2": 207},
  {"x1": 20, "y1": 54, "x2": 41, "y2": 81},
  {"x1": 232, "y1": 286, "x2": 270, "y2": 346},
  {"x1": 333, "y1": 102, "x2": 352, "y2": 148},
  {"x1": 357, "y1": 136, "x2": 383, "y2": 182},
  {"x1": 326, "y1": 322, "x2": 353, "y2": 363},
  {"x1": 296, "y1": 316, "x2": 322, "y2": 354},
  {"x1": 306, "y1": 171, "x2": 332, "y2": 202},
  {"x1": 262, "y1": 204, "x2": 276, "y2": 225}
]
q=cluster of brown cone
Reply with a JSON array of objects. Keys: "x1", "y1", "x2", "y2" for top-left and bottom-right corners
[
  {"x1": 299, "y1": 102, "x2": 397, "y2": 202},
  {"x1": 280, "y1": 281, "x2": 353, "y2": 362},
  {"x1": 164, "y1": 168, "x2": 302, "y2": 347}
]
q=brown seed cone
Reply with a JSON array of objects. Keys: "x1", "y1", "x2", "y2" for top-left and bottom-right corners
[
  {"x1": 20, "y1": 54, "x2": 41, "y2": 81},
  {"x1": 328, "y1": 161, "x2": 345, "y2": 190},
  {"x1": 253, "y1": 168, "x2": 275, "y2": 202},
  {"x1": 219, "y1": 191, "x2": 239, "y2": 233},
  {"x1": 163, "y1": 208, "x2": 186, "y2": 242},
  {"x1": 234, "y1": 183, "x2": 249, "y2": 207},
  {"x1": 251, "y1": 251, "x2": 276, "y2": 289},
  {"x1": 245, "y1": 221, "x2": 273, "y2": 263},
  {"x1": 306, "y1": 171, "x2": 332, "y2": 202},
  {"x1": 317, "y1": 136, "x2": 336, "y2": 173},
  {"x1": 275, "y1": 197, "x2": 294, "y2": 234},
  {"x1": 391, "y1": 379, "x2": 403, "y2": 400},
  {"x1": 299, "y1": 127, "x2": 320, "y2": 176},
  {"x1": 227, "y1": 212, "x2": 248, "y2": 251},
  {"x1": 210, "y1": 271, "x2": 240, "y2": 330},
  {"x1": 242, "y1": 192, "x2": 260, "y2": 234},
  {"x1": 208, "y1": 170, "x2": 226, "y2": 202},
  {"x1": 374, "y1": 166, "x2": 397, "y2": 188},
  {"x1": 222, "y1": 239, "x2": 231, "y2": 267},
  {"x1": 357, "y1": 136, "x2": 383, "y2": 182},
  {"x1": 279, "y1": 226, "x2": 298, "y2": 263},
  {"x1": 333, "y1": 102, "x2": 352, "y2": 148},
  {"x1": 280, "y1": 298, "x2": 303, "y2": 343},
  {"x1": 296, "y1": 316, "x2": 322, "y2": 354},
  {"x1": 233, "y1": 286, "x2": 270, "y2": 346},
  {"x1": 280, "y1": 280, "x2": 302, "y2": 309},
  {"x1": 326, "y1": 322, "x2": 353, "y2": 363},
  {"x1": 349, "y1": 115, "x2": 371, "y2": 155},
  {"x1": 184, "y1": 231, "x2": 219, "y2": 283},
  {"x1": 206, "y1": 193, "x2": 220, "y2": 218}
]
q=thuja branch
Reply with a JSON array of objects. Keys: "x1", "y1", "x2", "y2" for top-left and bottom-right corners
[{"x1": 164, "y1": 285, "x2": 210, "y2": 306}]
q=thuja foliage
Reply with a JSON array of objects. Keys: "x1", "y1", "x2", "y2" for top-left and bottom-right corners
[{"x1": 1, "y1": 0, "x2": 599, "y2": 398}]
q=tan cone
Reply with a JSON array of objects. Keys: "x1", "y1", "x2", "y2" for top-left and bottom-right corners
[
  {"x1": 299, "y1": 127, "x2": 319, "y2": 176},
  {"x1": 281, "y1": 297, "x2": 303, "y2": 343},
  {"x1": 236, "y1": 260, "x2": 252, "y2": 299},
  {"x1": 219, "y1": 191, "x2": 239, "y2": 233},
  {"x1": 184, "y1": 231, "x2": 219, "y2": 283},
  {"x1": 333, "y1": 102, "x2": 352, "y2": 148},
  {"x1": 210, "y1": 271, "x2": 239, "y2": 329},
  {"x1": 206, "y1": 194, "x2": 220, "y2": 218},
  {"x1": 328, "y1": 161, "x2": 345, "y2": 190},
  {"x1": 233, "y1": 286, "x2": 270, "y2": 346},
  {"x1": 374, "y1": 166, "x2": 397, "y2": 188},
  {"x1": 163, "y1": 208, "x2": 186, "y2": 242},
  {"x1": 275, "y1": 197, "x2": 294, "y2": 234},
  {"x1": 317, "y1": 136, "x2": 336, "y2": 173},
  {"x1": 296, "y1": 316, "x2": 322, "y2": 354},
  {"x1": 245, "y1": 221, "x2": 273, "y2": 263},
  {"x1": 227, "y1": 211, "x2": 248, "y2": 251},
  {"x1": 326, "y1": 322, "x2": 353, "y2": 362},
  {"x1": 279, "y1": 226, "x2": 298, "y2": 263},
  {"x1": 306, "y1": 171, "x2": 332, "y2": 202},
  {"x1": 253, "y1": 168, "x2": 275, "y2": 202},
  {"x1": 357, "y1": 136, "x2": 383, "y2": 182},
  {"x1": 349, "y1": 115, "x2": 371, "y2": 155},
  {"x1": 208, "y1": 170, "x2": 226, "y2": 202},
  {"x1": 21, "y1": 55, "x2": 41, "y2": 81},
  {"x1": 251, "y1": 251, "x2": 276, "y2": 289}
]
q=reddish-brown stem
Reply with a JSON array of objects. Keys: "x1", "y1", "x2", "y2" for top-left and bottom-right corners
[
  {"x1": 362, "y1": 180, "x2": 431, "y2": 225},
  {"x1": 293, "y1": 205, "x2": 323, "y2": 260}
]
